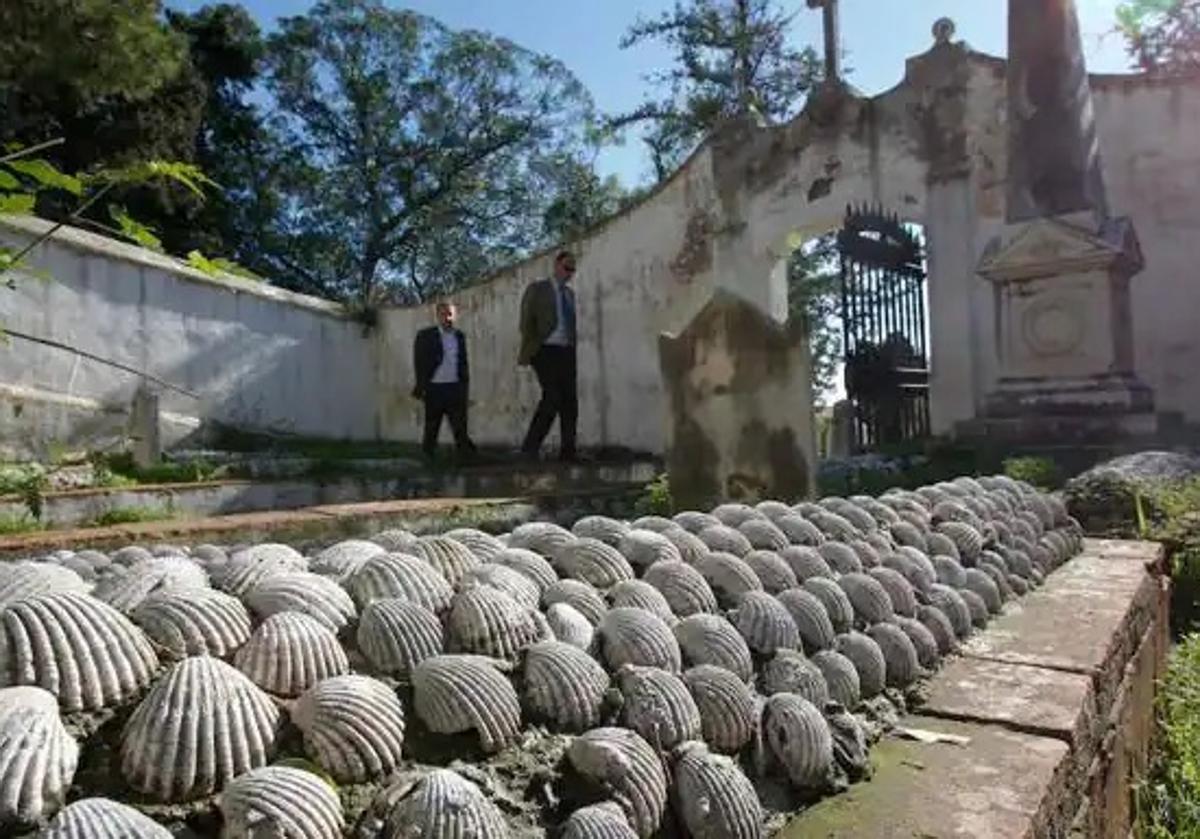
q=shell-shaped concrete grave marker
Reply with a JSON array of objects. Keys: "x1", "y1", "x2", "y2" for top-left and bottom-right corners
[
  {"x1": 608, "y1": 580, "x2": 676, "y2": 625},
  {"x1": 461, "y1": 563, "x2": 541, "y2": 610},
  {"x1": 346, "y1": 552, "x2": 454, "y2": 613},
  {"x1": 696, "y1": 525, "x2": 753, "y2": 558},
  {"x1": 742, "y1": 550, "x2": 799, "y2": 594},
  {"x1": 120, "y1": 656, "x2": 281, "y2": 801},
  {"x1": 244, "y1": 571, "x2": 357, "y2": 633},
  {"x1": 0, "y1": 591, "x2": 158, "y2": 710},
  {"x1": 739, "y1": 518, "x2": 789, "y2": 552},
  {"x1": 213, "y1": 548, "x2": 304, "y2": 598},
  {"x1": 308, "y1": 539, "x2": 385, "y2": 581},
  {"x1": 444, "y1": 528, "x2": 507, "y2": 561},
  {"x1": 543, "y1": 579, "x2": 608, "y2": 625},
  {"x1": 131, "y1": 586, "x2": 251, "y2": 660},
  {"x1": 672, "y1": 740, "x2": 764, "y2": 839},
  {"x1": 777, "y1": 587, "x2": 836, "y2": 655},
  {"x1": 711, "y1": 503, "x2": 762, "y2": 528},
  {"x1": 643, "y1": 561, "x2": 718, "y2": 618},
  {"x1": 672, "y1": 510, "x2": 721, "y2": 534},
  {"x1": 893, "y1": 615, "x2": 941, "y2": 670},
  {"x1": 762, "y1": 693, "x2": 835, "y2": 792},
  {"x1": 927, "y1": 584, "x2": 974, "y2": 639},
  {"x1": 596, "y1": 607, "x2": 681, "y2": 673},
  {"x1": 446, "y1": 585, "x2": 542, "y2": 660},
  {"x1": 411, "y1": 654, "x2": 521, "y2": 753},
  {"x1": 867, "y1": 622, "x2": 923, "y2": 689},
  {"x1": 508, "y1": 521, "x2": 575, "y2": 556},
  {"x1": 812, "y1": 649, "x2": 861, "y2": 710},
  {"x1": 0, "y1": 561, "x2": 90, "y2": 608},
  {"x1": 408, "y1": 536, "x2": 480, "y2": 590},
  {"x1": 615, "y1": 664, "x2": 702, "y2": 751},
  {"x1": 219, "y1": 766, "x2": 344, "y2": 839},
  {"x1": 818, "y1": 542, "x2": 863, "y2": 575},
  {"x1": 521, "y1": 640, "x2": 610, "y2": 732},
  {"x1": 673, "y1": 613, "x2": 754, "y2": 682},
  {"x1": 560, "y1": 801, "x2": 638, "y2": 839},
  {"x1": 40, "y1": 797, "x2": 172, "y2": 839},
  {"x1": 380, "y1": 769, "x2": 508, "y2": 839},
  {"x1": 568, "y1": 727, "x2": 669, "y2": 839},
  {"x1": 867, "y1": 567, "x2": 918, "y2": 618},
  {"x1": 554, "y1": 538, "x2": 636, "y2": 589},
  {"x1": 801, "y1": 577, "x2": 855, "y2": 635},
  {"x1": 682, "y1": 665, "x2": 756, "y2": 754},
  {"x1": 616, "y1": 529, "x2": 682, "y2": 573},
  {"x1": 491, "y1": 548, "x2": 559, "y2": 594},
  {"x1": 293, "y1": 674, "x2": 405, "y2": 783},
  {"x1": 545, "y1": 602, "x2": 594, "y2": 649},
  {"x1": 357, "y1": 598, "x2": 444, "y2": 678},
  {"x1": 760, "y1": 649, "x2": 830, "y2": 708},
  {"x1": 235, "y1": 611, "x2": 349, "y2": 697},
  {"x1": 729, "y1": 590, "x2": 800, "y2": 656},
  {"x1": 92, "y1": 556, "x2": 208, "y2": 613},
  {"x1": 572, "y1": 515, "x2": 631, "y2": 547},
  {"x1": 834, "y1": 631, "x2": 887, "y2": 699},
  {"x1": 0, "y1": 686, "x2": 78, "y2": 827},
  {"x1": 777, "y1": 515, "x2": 827, "y2": 547}
]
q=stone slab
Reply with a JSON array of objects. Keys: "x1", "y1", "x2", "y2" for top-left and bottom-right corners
[
  {"x1": 784, "y1": 716, "x2": 1070, "y2": 839},
  {"x1": 960, "y1": 553, "x2": 1155, "y2": 677},
  {"x1": 1082, "y1": 538, "x2": 1166, "y2": 567},
  {"x1": 920, "y1": 657, "x2": 1095, "y2": 744}
]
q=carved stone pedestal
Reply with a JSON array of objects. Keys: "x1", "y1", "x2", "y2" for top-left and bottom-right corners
[
  {"x1": 978, "y1": 213, "x2": 1154, "y2": 420},
  {"x1": 658, "y1": 290, "x2": 817, "y2": 509}
]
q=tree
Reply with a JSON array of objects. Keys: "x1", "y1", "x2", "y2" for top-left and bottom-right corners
[
  {"x1": 258, "y1": 0, "x2": 596, "y2": 304},
  {"x1": 614, "y1": 0, "x2": 822, "y2": 181},
  {"x1": 540, "y1": 155, "x2": 634, "y2": 243},
  {"x1": 1117, "y1": 0, "x2": 1200, "y2": 74},
  {"x1": 787, "y1": 235, "x2": 841, "y2": 400}
]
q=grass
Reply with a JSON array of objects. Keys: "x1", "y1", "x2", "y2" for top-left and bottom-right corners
[
  {"x1": 90, "y1": 506, "x2": 175, "y2": 527},
  {"x1": 1137, "y1": 634, "x2": 1200, "y2": 839},
  {"x1": 0, "y1": 513, "x2": 43, "y2": 535}
]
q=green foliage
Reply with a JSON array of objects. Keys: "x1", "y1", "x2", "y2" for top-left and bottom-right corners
[
  {"x1": 109, "y1": 206, "x2": 164, "y2": 252},
  {"x1": 614, "y1": 0, "x2": 822, "y2": 180},
  {"x1": 1117, "y1": 0, "x2": 1200, "y2": 74},
  {"x1": 787, "y1": 234, "x2": 841, "y2": 399},
  {"x1": 91, "y1": 506, "x2": 174, "y2": 527},
  {"x1": 1136, "y1": 633, "x2": 1200, "y2": 838},
  {"x1": 0, "y1": 513, "x2": 43, "y2": 536},
  {"x1": 99, "y1": 452, "x2": 220, "y2": 485},
  {"x1": 635, "y1": 474, "x2": 675, "y2": 517},
  {"x1": 1002, "y1": 456, "x2": 1062, "y2": 490}
]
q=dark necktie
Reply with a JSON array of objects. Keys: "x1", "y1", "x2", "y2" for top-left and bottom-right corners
[{"x1": 559, "y1": 283, "x2": 576, "y2": 344}]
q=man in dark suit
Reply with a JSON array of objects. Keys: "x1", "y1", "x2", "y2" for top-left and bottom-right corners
[
  {"x1": 519, "y1": 250, "x2": 579, "y2": 462},
  {"x1": 413, "y1": 302, "x2": 476, "y2": 462}
]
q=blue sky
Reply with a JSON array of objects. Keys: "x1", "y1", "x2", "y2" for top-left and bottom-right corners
[{"x1": 168, "y1": 1, "x2": 1134, "y2": 186}]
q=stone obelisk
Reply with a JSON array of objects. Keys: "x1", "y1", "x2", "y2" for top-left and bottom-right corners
[{"x1": 977, "y1": 0, "x2": 1153, "y2": 431}]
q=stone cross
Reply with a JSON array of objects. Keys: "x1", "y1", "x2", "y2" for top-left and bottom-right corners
[{"x1": 806, "y1": 0, "x2": 841, "y2": 82}]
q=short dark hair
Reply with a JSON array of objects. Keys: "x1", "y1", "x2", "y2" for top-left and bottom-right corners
[{"x1": 555, "y1": 250, "x2": 575, "y2": 264}]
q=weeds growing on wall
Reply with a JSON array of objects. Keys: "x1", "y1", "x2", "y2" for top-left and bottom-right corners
[
  {"x1": 90, "y1": 505, "x2": 175, "y2": 527},
  {"x1": 1137, "y1": 633, "x2": 1200, "y2": 839},
  {"x1": 634, "y1": 473, "x2": 674, "y2": 517},
  {"x1": 1002, "y1": 455, "x2": 1062, "y2": 490}
]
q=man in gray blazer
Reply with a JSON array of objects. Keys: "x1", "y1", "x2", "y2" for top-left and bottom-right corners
[{"x1": 518, "y1": 250, "x2": 578, "y2": 461}]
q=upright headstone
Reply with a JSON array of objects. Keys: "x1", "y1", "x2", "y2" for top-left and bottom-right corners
[
  {"x1": 974, "y1": 0, "x2": 1154, "y2": 431},
  {"x1": 659, "y1": 290, "x2": 817, "y2": 510},
  {"x1": 130, "y1": 382, "x2": 161, "y2": 470}
]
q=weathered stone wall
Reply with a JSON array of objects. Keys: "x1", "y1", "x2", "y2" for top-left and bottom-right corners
[{"x1": 0, "y1": 215, "x2": 378, "y2": 458}]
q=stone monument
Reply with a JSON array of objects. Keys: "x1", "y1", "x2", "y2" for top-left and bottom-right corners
[{"x1": 975, "y1": 0, "x2": 1156, "y2": 437}]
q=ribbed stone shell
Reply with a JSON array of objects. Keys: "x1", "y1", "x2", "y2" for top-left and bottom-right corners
[
  {"x1": 926, "y1": 532, "x2": 961, "y2": 561},
  {"x1": 556, "y1": 539, "x2": 636, "y2": 588},
  {"x1": 643, "y1": 561, "x2": 718, "y2": 618},
  {"x1": 346, "y1": 553, "x2": 454, "y2": 613},
  {"x1": 882, "y1": 550, "x2": 937, "y2": 595},
  {"x1": 231, "y1": 543, "x2": 305, "y2": 566},
  {"x1": 729, "y1": 591, "x2": 800, "y2": 655},
  {"x1": 616, "y1": 664, "x2": 701, "y2": 750},
  {"x1": 616, "y1": 530, "x2": 683, "y2": 572},
  {"x1": 867, "y1": 623, "x2": 921, "y2": 689},
  {"x1": 801, "y1": 577, "x2": 855, "y2": 634},
  {"x1": 682, "y1": 665, "x2": 756, "y2": 753},
  {"x1": 833, "y1": 504, "x2": 880, "y2": 537},
  {"x1": 660, "y1": 527, "x2": 709, "y2": 564},
  {"x1": 834, "y1": 632, "x2": 886, "y2": 698},
  {"x1": 293, "y1": 675, "x2": 405, "y2": 783},
  {"x1": 131, "y1": 586, "x2": 251, "y2": 660},
  {"x1": 120, "y1": 656, "x2": 280, "y2": 801},
  {"x1": 109, "y1": 546, "x2": 154, "y2": 567},
  {"x1": 408, "y1": 537, "x2": 480, "y2": 590},
  {"x1": 958, "y1": 588, "x2": 990, "y2": 628},
  {"x1": 0, "y1": 592, "x2": 157, "y2": 710},
  {"x1": 978, "y1": 560, "x2": 1015, "y2": 601},
  {"x1": 561, "y1": 802, "x2": 638, "y2": 839},
  {"x1": 372, "y1": 529, "x2": 418, "y2": 552},
  {"x1": 888, "y1": 520, "x2": 928, "y2": 551},
  {"x1": 808, "y1": 509, "x2": 860, "y2": 542},
  {"x1": 572, "y1": 516, "x2": 631, "y2": 547},
  {"x1": 0, "y1": 561, "x2": 90, "y2": 608},
  {"x1": 854, "y1": 497, "x2": 901, "y2": 527},
  {"x1": 244, "y1": 571, "x2": 356, "y2": 633},
  {"x1": 673, "y1": 614, "x2": 753, "y2": 682},
  {"x1": 357, "y1": 599, "x2": 443, "y2": 677},
  {"x1": 928, "y1": 584, "x2": 973, "y2": 639},
  {"x1": 673, "y1": 511, "x2": 722, "y2": 534},
  {"x1": 673, "y1": 741, "x2": 763, "y2": 839},
  {"x1": 962, "y1": 568, "x2": 1003, "y2": 615},
  {"x1": 694, "y1": 552, "x2": 762, "y2": 609},
  {"x1": 443, "y1": 528, "x2": 507, "y2": 561},
  {"x1": 760, "y1": 649, "x2": 829, "y2": 707},
  {"x1": 568, "y1": 728, "x2": 668, "y2": 838},
  {"x1": 492, "y1": 548, "x2": 559, "y2": 593},
  {"x1": 235, "y1": 611, "x2": 349, "y2": 697},
  {"x1": 411, "y1": 655, "x2": 521, "y2": 752},
  {"x1": 220, "y1": 766, "x2": 343, "y2": 839},
  {"x1": 696, "y1": 525, "x2": 753, "y2": 557},
  {"x1": 756, "y1": 500, "x2": 793, "y2": 521},
  {"x1": 631, "y1": 515, "x2": 677, "y2": 533},
  {"x1": 893, "y1": 616, "x2": 941, "y2": 669},
  {"x1": 811, "y1": 650, "x2": 861, "y2": 709},
  {"x1": 509, "y1": 521, "x2": 576, "y2": 556},
  {"x1": 762, "y1": 693, "x2": 834, "y2": 791},
  {"x1": 446, "y1": 586, "x2": 541, "y2": 660},
  {"x1": 544, "y1": 579, "x2": 608, "y2": 625},
  {"x1": 545, "y1": 602, "x2": 595, "y2": 649},
  {"x1": 814, "y1": 543, "x2": 860, "y2": 575},
  {"x1": 742, "y1": 551, "x2": 799, "y2": 594},
  {"x1": 461, "y1": 563, "x2": 542, "y2": 610},
  {"x1": 92, "y1": 557, "x2": 208, "y2": 613},
  {"x1": 308, "y1": 539, "x2": 384, "y2": 581},
  {"x1": 931, "y1": 555, "x2": 968, "y2": 588},
  {"x1": 738, "y1": 519, "x2": 789, "y2": 552},
  {"x1": 381, "y1": 769, "x2": 507, "y2": 839},
  {"x1": 1007, "y1": 574, "x2": 1030, "y2": 597},
  {"x1": 608, "y1": 580, "x2": 676, "y2": 624},
  {"x1": 597, "y1": 608, "x2": 681, "y2": 672},
  {"x1": 777, "y1": 588, "x2": 836, "y2": 654},
  {"x1": 916, "y1": 604, "x2": 958, "y2": 656},
  {"x1": 190, "y1": 545, "x2": 227, "y2": 568},
  {"x1": 867, "y1": 567, "x2": 918, "y2": 617},
  {"x1": 522, "y1": 640, "x2": 610, "y2": 732},
  {"x1": 711, "y1": 503, "x2": 762, "y2": 528},
  {"x1": 837, "y1": 573, "x2": 895, "y2": 626},
  {"x1": 776, "y1": 516, "x2": 826, "y2": 547},
  {"x1": 936, "y1": 521, "x2": 984, "y2": 562},
  {"x1": 40, "y1": 797, "x2": 171, "y2": 839},
  {"x1": 214, "y1": 551, "x2": 304, "y2": 598},
  {"x1": 0, "y1": 686, "x2": 78, "y2": 825},
  {"x1": 778, "y1": 546, "x2": 834, "y2": 582}
]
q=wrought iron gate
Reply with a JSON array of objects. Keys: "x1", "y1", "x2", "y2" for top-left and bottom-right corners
[{"x1": 837, "y1": 204, "x2": 930, "y2": 450}]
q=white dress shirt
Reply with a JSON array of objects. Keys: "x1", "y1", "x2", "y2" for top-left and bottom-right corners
[
  {"x1": 430, "y1": 327, "x2": 459, "y2": 384},
  {"x1": 543, "y1": 280, "x2": 575, "y2": 347}
]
